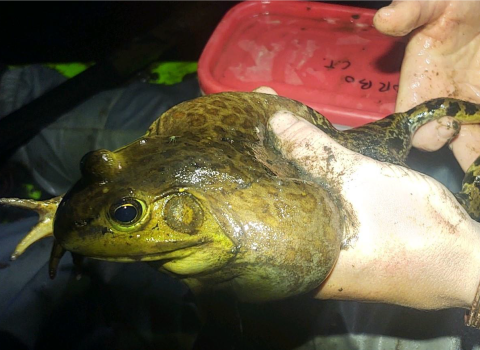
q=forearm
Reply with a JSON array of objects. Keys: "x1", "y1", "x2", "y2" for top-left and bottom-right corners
[{"x1": 315, "y1": 219, "x2": 480, "y2": 311}]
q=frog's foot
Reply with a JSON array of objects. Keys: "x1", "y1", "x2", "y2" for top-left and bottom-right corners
[
  {"x1": 456, "y1": 156, "x2": 480, "y2": 221},
  {"x1": 0, "y1": 196, "x2": 62, "y2": 260}
]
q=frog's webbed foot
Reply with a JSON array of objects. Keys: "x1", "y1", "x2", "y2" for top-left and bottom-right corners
[
  {"x1": 0, "y1": 196, "x2": 62, "y2": 260},
  {"x1": 456, "y1": 157, "x2": 480, "y2": 221}
]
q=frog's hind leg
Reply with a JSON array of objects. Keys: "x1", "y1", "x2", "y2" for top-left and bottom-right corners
[
  {"x1": 456, "y1": 156, "x2": 480, "y2": 221},
  {"x1": 405, "y1": 99, "x2": 480, "y2": 220},
  {"x1": 0, "y1": 196, "x2": 61, "y2": 259},
  {"x1": 343, "y1": 98, "x2": 480, "y2": 165}
]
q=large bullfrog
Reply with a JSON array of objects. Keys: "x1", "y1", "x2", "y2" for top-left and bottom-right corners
[{"x1": 2, "y1": 91, "x2": 480, "y2": 302}]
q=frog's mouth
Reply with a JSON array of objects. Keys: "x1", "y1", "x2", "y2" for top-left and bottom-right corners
[
  {"x1": 58, "y1": 230, "x2": 212, "y2": 263},
  {"x1": 98, "y1": 244, "x2": 209, "y2": 263}
]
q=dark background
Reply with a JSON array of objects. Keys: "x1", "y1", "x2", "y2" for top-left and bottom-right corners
[
  {"x1": 0, "y1": 1, "x2": 390, "y2": 65},
  {"x1": 0, "y1": 1, "x2": 394, "y2": 200}
]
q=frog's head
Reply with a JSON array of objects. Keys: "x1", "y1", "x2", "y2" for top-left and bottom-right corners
[
  {"x1": 53, "y1": 136, "x2": 240, "y2": 276},
  {"x1": 54, "y1": 134, "x2": 344, "y2": 298}
]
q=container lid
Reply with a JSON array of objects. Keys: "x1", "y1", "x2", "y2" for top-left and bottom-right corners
[{"x1": 198, "y1": 1, "x2": 406, "y2": 127}]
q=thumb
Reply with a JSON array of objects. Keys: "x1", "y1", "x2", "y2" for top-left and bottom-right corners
[
  {"x1": 268, "y1": 111, "x2": 366, "y2": 180},
  {"x1": 373, "y1": 0, "x2": 447, "y2": 36}
]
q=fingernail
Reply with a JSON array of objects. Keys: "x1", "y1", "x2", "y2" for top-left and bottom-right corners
[
  {"x1": 253, "y1": 86, "x2": 278, "y2": 95},
  {"x1": 269, "y1": 111, "x2": 300, "y2": 135}
]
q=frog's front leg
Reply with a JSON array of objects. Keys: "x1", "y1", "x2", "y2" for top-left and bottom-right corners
[{"x1": 0, "y1": 196, "x2": 61, "y2": 259}]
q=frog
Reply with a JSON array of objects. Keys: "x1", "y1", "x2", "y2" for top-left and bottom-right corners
[{"x1": 2, "y1": 91, "x2": 480, "y2": 302}]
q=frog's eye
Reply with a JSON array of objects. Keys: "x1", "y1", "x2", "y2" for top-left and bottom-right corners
[
  {"x1": 109, "y1": 198, "x2": 144, "y2": 225},
  {"x1": 163, "y1": 193, "x2": 204, "y2": 234}
]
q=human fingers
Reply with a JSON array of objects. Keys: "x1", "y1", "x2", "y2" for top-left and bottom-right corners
[
  {"x1": 411, "y1": 116, "x2": 459, "y2": 152},
  {"x1": 373, "y1": 0, "x2": 447, "y2": 36},
  {"x1": 450, "y1": 124, "x2": 480, "y2": 171},
  {"x1": 253, "y1": 86, "x2": 278, "y2": 95}
]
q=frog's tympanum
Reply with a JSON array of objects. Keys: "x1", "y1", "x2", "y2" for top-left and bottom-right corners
[{"x1": 3, "y1": 92, "x2": 480, "y2": 302}]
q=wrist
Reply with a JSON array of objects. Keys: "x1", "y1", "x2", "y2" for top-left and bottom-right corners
[
  {"x1": 314, "y1": 218, "x2": 480, "y2": 311},
  {"x1": 413, "y1": 218, "x2": 480, "y2": 310},
  {"x1": 403, "y1": 217, "x2": 480, "y2": 310},
  {"x1": 460, "y1": 221, "x2": 480, "y2": 328},
  {"x1": 457, "y1": 222, "x2": 480, "y2": 309}
]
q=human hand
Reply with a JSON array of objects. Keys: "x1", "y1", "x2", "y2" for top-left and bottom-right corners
[
  {"x1": 269, "y1": 110, "x2": 480, "y2": 311},
  {"x1": 374, "y1": 0, "x2": 480, "y2": 171}
]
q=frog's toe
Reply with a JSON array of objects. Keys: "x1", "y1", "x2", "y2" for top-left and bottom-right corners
[
  {"x1": 11, "y1": 219, "x2": 53, "y2": 260},
  {"x1": 48, "y1": 240, "x2": 67, "y2": 279},
  {"x1": 0, "y1": 196, "x2": 62, "y2": 259}
]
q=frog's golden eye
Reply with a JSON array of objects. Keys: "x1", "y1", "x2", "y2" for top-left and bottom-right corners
[
  {"x1": 109, "y1": 198, "x2": 144, "y2": 225},
  {"x1": 163, "y1": 193, "x2": 204, "y2": 234}
]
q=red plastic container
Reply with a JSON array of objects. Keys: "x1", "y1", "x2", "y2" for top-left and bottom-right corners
[{"x1": 198, "y1": 1, "x2": 407, "y2": 127}]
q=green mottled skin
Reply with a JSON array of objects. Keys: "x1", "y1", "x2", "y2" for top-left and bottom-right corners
[
  {"x1": 17, "y1": 92, "x2": 480, "y2": 301},
  {"x1": 457, "y1": 157, "x2": 480, "y2": 221}
]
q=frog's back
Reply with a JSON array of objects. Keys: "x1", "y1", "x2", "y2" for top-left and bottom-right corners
[{"x1": 147, "y1": 92, "x2": 336, "y2": 142}]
